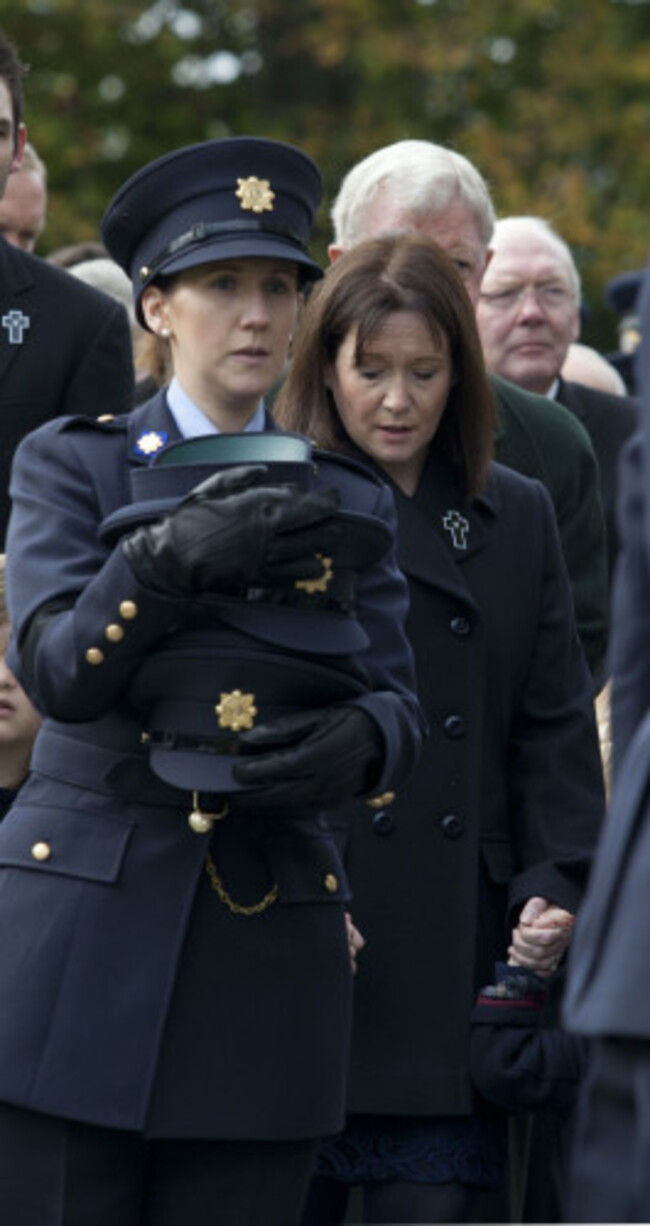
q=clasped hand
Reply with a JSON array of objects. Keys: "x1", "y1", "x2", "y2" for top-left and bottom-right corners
[
  {"x1": 124, "y1": 463, "x2": 342, "y2": 595},
  {"x1": 508, "y1": 896, "x2": 575, "y2": 976},
  {"x1": 233, "y1": 705, "x2": 383, "y2": 808}
]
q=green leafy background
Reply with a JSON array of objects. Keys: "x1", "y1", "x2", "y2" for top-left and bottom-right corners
[{"x1": 3, "y1": 0, "x2": 650, "y2": 347}]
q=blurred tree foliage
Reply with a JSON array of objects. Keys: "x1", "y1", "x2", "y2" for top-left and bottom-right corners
[{"x1": 1, "y1": 0, "x2": 649, "y2": 345}]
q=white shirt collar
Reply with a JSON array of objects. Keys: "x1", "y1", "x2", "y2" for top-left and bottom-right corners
[{"x1": 166, "y1": 376, "x2": 266, "y2": 437}]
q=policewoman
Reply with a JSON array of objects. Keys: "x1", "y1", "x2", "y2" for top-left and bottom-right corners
[{"x1": 0, "y1": 139, "x2": 423, "y2": 1226}]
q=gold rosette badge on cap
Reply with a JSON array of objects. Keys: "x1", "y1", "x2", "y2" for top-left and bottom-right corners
[
  {"x1": 235, "y1": 176, "x2": 275, "y2": 214},
  {"x1": 215, "y1": 690, "x2": 258, "y2": 731}
]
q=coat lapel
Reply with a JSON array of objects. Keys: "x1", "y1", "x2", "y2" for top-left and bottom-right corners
[
  {"x1": 388, "y1": 451, "x2": 494, "y2": 609},
  {"x1": 125, "y1": 391, "x2": 183, "y2": 467}
]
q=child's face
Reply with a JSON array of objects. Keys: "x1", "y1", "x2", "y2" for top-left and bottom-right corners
[{"x1": 0, "y1": 622, "x2": 41, "y2": 750}]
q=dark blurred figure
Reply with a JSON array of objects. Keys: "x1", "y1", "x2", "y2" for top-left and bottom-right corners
[
  {"x1": 605, "y1": 268, "x2": 643, "y2": 395},
  {"x1": 564, "y1": 263, "x2": 650, "y2": 1222}
]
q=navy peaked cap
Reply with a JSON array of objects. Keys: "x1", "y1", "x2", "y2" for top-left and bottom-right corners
[
  {"x1": 605, "y1": 269, "x2": 643, "y2": 316},
  {"x1": 101, "y1": 137, "x2": 324, "y2": 324}
]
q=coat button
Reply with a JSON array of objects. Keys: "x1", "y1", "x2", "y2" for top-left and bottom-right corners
[
  {"x1": 31, "y1": 841, "x2": 52, "y2": 862},
  {"x1": 443, "y1": 714, "x2": 466, "y2": 739},
  {"x1": 324, "y1": 873, "x2": 339, "y2": 894},
  {"x1": 450, "y1": 615, "x2": 471, "y2": 637},
  {"x1": 439, "y1": 814, "x2": 463, "y2": 840},
  {"x1": 372, "y1": 811, "x2": 394, "y2": 835},
  {"x1": 85, "y1": 647, "x2": 105, "y2": 666},
  {"x1": 366, "y1": 791, "x2": 396, "y2": 809},
  {"x1": 119, "y1": 601, "x2": 138, "y2": 620},
  {"x1": 105, "y1": 623, "x2": 125, "y2": 643}
]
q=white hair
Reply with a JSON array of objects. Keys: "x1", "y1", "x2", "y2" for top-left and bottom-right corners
[
  {"x1": 491, "y1": 215, "x2": 582, "y2": 299},
  {"x1": 331, "y1": 140, "x2": 496, "y2": 249},
  {"x1": 69, "y1": 257, "x2": 136, "y2": 327}
]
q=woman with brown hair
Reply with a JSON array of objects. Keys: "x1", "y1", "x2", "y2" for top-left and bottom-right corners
[{"x1": 275, "y1": 233, "x2": 605, "y2": 1224}]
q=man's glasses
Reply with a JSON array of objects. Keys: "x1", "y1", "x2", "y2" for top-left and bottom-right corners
[{"x1": 479, "y1": 282, "x2": 575, "y2": 311}]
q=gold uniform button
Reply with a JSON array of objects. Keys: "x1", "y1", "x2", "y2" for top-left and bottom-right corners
[
  {"x1": 105, "y1": 623, "x2": 125, "y2": 643},
  {"x1": 119, "y1": 601, "x2": 138, "y2": 620},
  {"x1": 97, "y1": 414, "x2": 114, "y2": 423},
  {"x1": 324, "y1": 873, "x2": 339, "y2": 894},
  {"x1": 85, "y1": 647, "x2": 105, "y2": 666},
  {"x1": 31, "y1": 841, "x2": 51, "y2": 862}
]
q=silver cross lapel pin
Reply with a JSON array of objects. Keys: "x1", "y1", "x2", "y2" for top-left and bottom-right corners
[
  {"x1": 2, "y1": 308, "x2": 31, "y2": 345},
  {"x1": 442, "y1": 509, "x2": 470, "y2": 550}
]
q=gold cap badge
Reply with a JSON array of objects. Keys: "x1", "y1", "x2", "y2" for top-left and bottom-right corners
[
  {"x1": 235, "y1": 176, "x2": 275, "y2": 214},
  {"x1": 215, "y1": 690, "x2": 258, "y2": 731}
]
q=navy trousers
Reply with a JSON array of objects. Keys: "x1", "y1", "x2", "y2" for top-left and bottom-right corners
[{"x1": 0, "y1": 1101, "x2": 319, "y2": 1226}]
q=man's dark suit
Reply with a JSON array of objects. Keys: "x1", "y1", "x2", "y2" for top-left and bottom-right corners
[
  {"x1": 564, "y1": 265, "x2": 650, "y2": 1221},
  {"x1": 555, "y1": 376, "x2": 639, "y2": 582},
  {"x1": 492, "y1": 375, "x2": 609, "y2": 677},
  {"x1": 0, "y1": 235, "x2": 134, "y2": 543}
]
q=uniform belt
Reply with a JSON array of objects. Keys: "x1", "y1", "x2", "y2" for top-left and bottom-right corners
[{"x1": 31, "y1": 727, "x2": 228, "y2": 810}]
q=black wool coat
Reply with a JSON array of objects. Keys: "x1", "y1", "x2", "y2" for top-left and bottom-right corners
[{"x1": 335, "y1": 450, "x2": 605, "y2": 1117}]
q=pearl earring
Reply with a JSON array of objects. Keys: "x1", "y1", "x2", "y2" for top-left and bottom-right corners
[{"x1": 160, "y1": 327, "x2": 171, "y2": 339}]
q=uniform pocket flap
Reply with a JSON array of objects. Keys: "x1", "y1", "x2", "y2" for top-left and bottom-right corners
[{"x1": 0, "y1": 804, "x2": 134, "y2": 884}]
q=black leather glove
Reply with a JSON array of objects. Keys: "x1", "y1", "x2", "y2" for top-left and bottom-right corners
[
  {"x1": 123, "y1": 464, "x2": 341, "y2": 596},
  {"x1": 232, "y1": 705, "x2": 384, "y2": 808}
]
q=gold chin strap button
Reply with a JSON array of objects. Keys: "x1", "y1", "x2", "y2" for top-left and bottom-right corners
[
  {"x1": 324, "y1": 873, "x2": 339, "y2": 894},
  {"x1": 119, "y1": 601, "x2": 138, "y2": 620},
  {"x1": 105, "y1": 623, "x2": 125, "y2": 643},
  {"x1": 31, "y1": 841, "x2": 51, "y2": 862},
  {"x1": 85, "y1": 647, "x2": 104, "y2": 666},
  {"x1": 97, "y1": 414, "x2": 114, "y2": 423},
  {"x1": 365, "y1": 791, "x2": 396, "y2": 810}
]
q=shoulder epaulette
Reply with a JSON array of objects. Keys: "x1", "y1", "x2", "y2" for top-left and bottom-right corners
[{"x1": 58, "y1": 413, "x2": 129, "y2": 435}]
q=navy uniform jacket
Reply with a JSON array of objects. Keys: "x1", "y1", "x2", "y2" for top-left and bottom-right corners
[
  {"x1": 0, "y1": 235, "x2": 134, "y2": 544},
  {"x1": 564, "y1": 433, "x2": 650, "y2": 1037},
  {"x1": 0, "y1": 392, "x2": 423, "y2": 1138},
  {"x1": 330, "y1": 451, "x2": 604, "y2": 1117},
  {"x1": 564, "y1": 267, "x2": 650, "y2": 1037}
]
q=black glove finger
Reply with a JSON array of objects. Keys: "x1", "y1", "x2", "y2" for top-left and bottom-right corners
[
  {"x1": 186, "y1": 464, "x2": 270, "y2": 504},
  {"x1": 237, "y1": 710, "x2": 323, "y2": 752},
  {"x1": 233, "y1": 745, "x2": 313, "y2": 788},
  {"x1": 270, "y1": 487, "x2": 341, "y2": 535},
  {"x1": 265, "y1": 519, "x2": 342, "y2": 565}
]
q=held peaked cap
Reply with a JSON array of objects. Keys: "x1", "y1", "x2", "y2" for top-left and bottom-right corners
[{"x1": 100, "y1": 137, "x2": 324, "y2": 325}]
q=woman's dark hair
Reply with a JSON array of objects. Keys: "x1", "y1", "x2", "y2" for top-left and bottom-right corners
[
  {"x1": 0, "y1": 30, "x2": 26, "y2": 148},
  {"x1": 275, "y1": 233, "x2": 495, "y2": 502}
]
